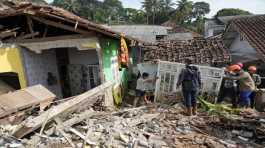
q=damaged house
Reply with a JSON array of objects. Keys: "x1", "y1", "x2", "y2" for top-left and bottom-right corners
[
  {"x1": 223, "y1": 15, "x2": 265, "y2": 84},
  {"x1": 142, "y1": 38, "x2": 231, "y2": 66},
  {"x1": 0, "y1": 2, "x2": 137, "y2": 102}
]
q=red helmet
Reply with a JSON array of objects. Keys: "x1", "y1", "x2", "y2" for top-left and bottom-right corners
[
  {"x1": 248, "y1": 66, "x2": 257, "y2": 72},
  {"x1": 236, "y1": 62, "x2": 243, "y2": 68}
]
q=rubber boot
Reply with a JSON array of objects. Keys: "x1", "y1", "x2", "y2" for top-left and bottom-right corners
[
  {"x1": 192, "y1": 105, "x2": 197, "y2": 116},
  {"x1": 187, "y1": 107, "x2": 192, "y2": 116}
]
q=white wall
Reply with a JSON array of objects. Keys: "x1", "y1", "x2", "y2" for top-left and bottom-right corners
[
  {"x1": 21, "y1": 48, "x2": 63, "y2": 97},
  {"x1": 229, "y1": 35, "x2": 258, "y2": 63},
  {"x1": 68, "y1": 48, "x2": 99, "y2": 65}
]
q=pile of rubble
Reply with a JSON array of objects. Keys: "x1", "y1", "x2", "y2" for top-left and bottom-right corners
[
  {"x1": 0, "y1": 82, "x2": 265, "y2": 147},
  {"x1": 1, "y1": 102, "x2": 265, "y2": 147}
]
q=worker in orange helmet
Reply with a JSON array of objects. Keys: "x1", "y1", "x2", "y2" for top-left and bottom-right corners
[
  {"x1": 248, "y1": 66, "x2": 261, "y2": 108},
  {"x1": 218, "y1": 65, "x2": 238, "y2": 107},
  {"x1": 225, "y1": 64, "x2": 255, "y2": 108}
]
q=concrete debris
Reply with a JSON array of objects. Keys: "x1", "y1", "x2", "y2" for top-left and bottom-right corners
[
  {"x1": 0, "y1": 101, "x2": 264, "y2": 147},
  {"x1": 0, "y1": 85, "x2": 264, "y2": 147}
]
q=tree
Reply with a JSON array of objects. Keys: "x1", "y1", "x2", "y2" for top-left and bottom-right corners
[
  {"x1": 142, "y1": 0, "x2": 174, "y2": 24},
  {"x1": 174, "y1": 0, "x2": 193, "y2": 24},
  {"x1": 53, "y1": 0, "x2": 80, "y2": 14},
  {"x1": 215, "y1": 8, "x2": 252, "y2": 17},
  {"x1": 123, "y1": 8, "x2": 146, "y2": 24},
  {"x1": 192, "y1": 1, "x2": 210, "y2": 19},
  {"x1": 142, "y1": 0, "x2": 161, "y2": 24}
]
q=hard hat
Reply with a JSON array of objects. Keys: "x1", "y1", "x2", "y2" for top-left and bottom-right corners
[
  {"x1": 248, "y1": 66, "x2": 257, "y2": 72},
  {"x1": 229, "y1": 65, "x2": 241, "y2": 72},
  {"x1": 236, "y1": 62, "x2": 244, "y2": 68}
]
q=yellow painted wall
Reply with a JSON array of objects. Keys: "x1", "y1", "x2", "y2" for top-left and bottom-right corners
[{"x1": 0, "y1": 46, "x2": 27, "y2": 88}]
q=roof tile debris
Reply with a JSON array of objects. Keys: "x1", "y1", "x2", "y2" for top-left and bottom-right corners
[
  {"x1": 142, "y1": 38, "x2": 231, "y2": 65},
  {"x1": 0, "y1": 2, "x2": 139, "y2": 41},
  {"x1": 229, "y1": 15, "x2": 265, "y2": 60}
]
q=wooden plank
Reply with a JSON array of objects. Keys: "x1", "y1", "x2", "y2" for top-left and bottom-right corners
[
  {"x1": 11, "y1": 34, "x2": 95, "y2": 44},
  {"x1": 31, "y1": 16, "x2": 93, "y2": 35},
  {"x1": 41, "y1": 13, "x2": 120, "y2": 39},
  {"x1": 68, "y1": 127, "x2": 96, "y2": 145},
  {"x1": 0, "y1": 27, "x2": 19, "y2": 39},
  {"x1": 0, "y1": 85, "x2": 56, "y2": 118},
  {"x1": 43, "y1": 25, "x2": 48, "y2": 38},
  {"x1": 26, "y1": 16, "x2": 34, "y2": 36},
  {"x1": 54, "y1": 117, "x2": 76, "y2": 148},
  {"x1": 6, "y1": 32, "x2": 39, "y2": 42},
  {"x1": 24, "y1": 85, "x2": 56, "y2": 100},
  {"x1": 13, "y1": 82, "x2": 113, "y2": 138},
  {"x1": 44, "y1": 111, "x2": 106, "y2": 135}
]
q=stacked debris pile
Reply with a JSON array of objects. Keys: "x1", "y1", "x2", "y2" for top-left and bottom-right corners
[
  {"x1": 1, "y1": 101, "x2": 264, "y2": 147},
  {"x1": 141, "y1": 38, "x2": 231, "y2": 65},
  {"x1": 0, "y1": 82, "x2": 264, "y2": 147}
]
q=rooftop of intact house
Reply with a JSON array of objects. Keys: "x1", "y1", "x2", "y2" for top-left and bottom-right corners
[
  {"x1": 223, "y1": 14, "x2": 265, "y2": 61},
  {"x1": 142, "y1": 38, "x2": 231, "y2": 65}
]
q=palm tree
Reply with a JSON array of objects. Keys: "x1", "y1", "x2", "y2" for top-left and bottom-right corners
[
  {"x1": 175, "y1": 0, "x2": 193, "y2": 24},
  {"x1": 142, "y1": 0, "x2": 164, "y2": 24}
]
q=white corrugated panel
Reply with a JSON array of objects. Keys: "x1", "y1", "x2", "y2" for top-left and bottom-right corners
[{"x1": 155, "y1": 61, "x2": 224, "y2": 102}]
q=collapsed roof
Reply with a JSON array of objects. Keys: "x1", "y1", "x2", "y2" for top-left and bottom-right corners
[
  {"x1": 142, "y1": 38, "x2": 231, "y2": 65},
  {"x1": 0, "y1": 1, "x2": 138, "y2": 43}
]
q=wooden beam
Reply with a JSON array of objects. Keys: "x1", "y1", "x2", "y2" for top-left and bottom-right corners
[
  {"x1": 54, "y1": 117, "x2": 76, "y2": 148},
  {"x1": 0, "y1": 27, "x2": 20, "y2": 39},
  {"x1": 12, "y1": 82, "x2": 114, "y2": 138},
  {"x1": 9, "y1": 34, "x2": 95, "y2": 44},
  {"x1": 26, "y1": 16, "x2": 34, "y2": 37},
  {"x1": 43, "y1": 25, "x2": 48, "y2": 38},
  {"x1": 31, "y1": 16, "x2": 93, "y2": 35},
  {"x1": 0, "y1": 31, "x2": 16, "y2": 39},
  {"x1": 6, "y1": 32, "x2": 39, "y2": 42},
  {"x1": 41, "y1": 13, "x2": 119, "y2": 39},
  {"x1": 68, "y1": 127, "x2": 96, "y2": 145}
]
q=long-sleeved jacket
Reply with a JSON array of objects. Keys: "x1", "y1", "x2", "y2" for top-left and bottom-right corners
[
  {"x1": 225, "y1": 71, "x2": 255, "y2": 91},
  {"x1": 177, "y1": 65, "x2": 202, "y2": 91}
]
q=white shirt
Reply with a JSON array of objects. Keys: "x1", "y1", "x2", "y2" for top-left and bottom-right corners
[{"x1": 136, "y1": 78, "x2": 144, "y2": 91}]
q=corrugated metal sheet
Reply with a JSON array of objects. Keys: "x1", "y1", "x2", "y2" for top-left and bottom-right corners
[{"x1": 109, "y1": 25, "x2": 171, "y2": 43}]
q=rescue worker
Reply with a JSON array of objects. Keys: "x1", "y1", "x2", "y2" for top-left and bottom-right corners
[
  {"x1": 248, "y1": 66, "x2": 261, "y2": 108},
  {"x1": 237, "y1": 62, "x2": 244, "y2": 69},
  {"x1": 226, "y1": 65, "x2": 255, "y2": 108},
  {"x1": 218, "y1": 66, "x2": 238, "y2": 108},
  {"x1": 177, "y1": 58, "x2": 202, "y2": 116}
]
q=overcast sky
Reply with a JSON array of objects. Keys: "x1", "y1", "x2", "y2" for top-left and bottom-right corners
[{"x1": 45, "y1": 0, "x2": 265, "y2": 18}]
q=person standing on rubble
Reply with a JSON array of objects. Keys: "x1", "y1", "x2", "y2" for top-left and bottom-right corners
[
  {"x1": 248, "y1": 66, "x2": 261, "y2": 108},
  {"x1": 134, "y1": 72, "x2": 155, "y2": 107},
  {"x1": 177, "y1": 58, "x2": 202, "y2": 116},
  {"x1": 226, "y1": 65, "x2": 255, "y2": 108},
  {"x1": 218, "y1": 67, "x2": 238, "y2": 108}
]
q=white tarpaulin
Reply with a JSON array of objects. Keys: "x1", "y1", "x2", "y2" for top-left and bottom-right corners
[{"x1": 154, "y1": 61, "x2": 224, "y2": 102}]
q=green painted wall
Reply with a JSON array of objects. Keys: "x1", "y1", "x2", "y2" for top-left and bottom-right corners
[
  {"x1": 100, "y1": 38, "x2": 130, "y2": 105},
  {"x1": 100, "y1": 38, "x2": 128, "y2": 85},
  {"x1": 100, "y1": 38, "x2": 118, "y2": 82}
]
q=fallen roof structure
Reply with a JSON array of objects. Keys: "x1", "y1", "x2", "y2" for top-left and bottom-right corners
[
  {"x1": 13, "y1": 81, "x2": 113, "y2": 138},
  {"x1": 0, "y1": 85, "x2": 55, "y2": 119},
  {"x1": 142, "y1": 38, "x2": 231, "y2": 65},
  {"x1": 0, "y1": 1, "x2": 140, "y2": 42}
]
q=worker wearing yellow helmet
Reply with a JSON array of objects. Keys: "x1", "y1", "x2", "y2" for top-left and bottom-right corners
[{"x1": 248, "y1": 66, "x2": 261, "y2": 109}]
